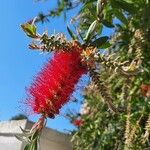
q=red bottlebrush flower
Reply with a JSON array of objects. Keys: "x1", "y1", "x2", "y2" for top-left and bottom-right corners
[
  {"x1": 72, "y1": 119, "x2": 83, "y2": 127},
  {"x1": 26, "y1": 48, "x2": 87, "y2": 118},
  {"x1": 140, "y1": 84, "x2": 150, "y2": 97}
]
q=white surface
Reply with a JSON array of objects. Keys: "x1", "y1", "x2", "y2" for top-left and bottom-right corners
[{"x1": 0, "y1": 120, "x2": 72, "y2": 150}]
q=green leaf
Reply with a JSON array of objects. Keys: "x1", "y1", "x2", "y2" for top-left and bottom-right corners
[
  {"x1": 97, "y1": 23, "x2": 103, "y2": 35},
  {"x1": 77, "y1": 29, "x2": 84, "y2": 41},
  {"x1": 31, "y1": 130, "x2": 39, "y2": 140},
  {"x1": 100, "y1": 42, "x2": 111, "y2": 49},
  {"x1": 30, "y1": 143, "x2": 35, "y2": 150},
  {"x1": 91, "y1": 36, "x2": 109, "y2": 48},
  {"x1": 24, "y1": 144, "x2": 30, "y2": 150},
  {"x1": 67, "y1": 26, "x2": 76, "y2": 40},
  {"x1": 97, "y1": 0, "x2": 101, "y2": 17},
  {"x1": 84, "y1": 20, "x2": 98, "y2": 42},
  {"x1": 24, "y1": 139, "x2": 38, "y2": 150},
  {"x1": 21, "y1": 23, "x2": 37, "y2": 38},
  {"x1": 34, "y1": 139, "x2": 38, "y2": 150},
  {"x1": 102, "y1": 20, "x2": 114, "y2": 28},
  {"x1": 110, "y1": 0, "x2": 137, "y2": 14},
  {"x1": 112, "y1": 9, "x2": 128, "y2": 25}
]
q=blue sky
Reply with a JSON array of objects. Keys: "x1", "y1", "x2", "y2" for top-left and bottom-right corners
[{"x1": 0, "y1": 0, "x2": 87, "y2": 132}]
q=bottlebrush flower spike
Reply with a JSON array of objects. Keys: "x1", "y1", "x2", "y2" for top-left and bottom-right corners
[{"x1": 26, "y1": 47, "x2": 87, "y2": 118}]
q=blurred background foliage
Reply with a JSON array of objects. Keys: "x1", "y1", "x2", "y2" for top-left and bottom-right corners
[{"x1": 30, "y1": 0, "x2": 150, "y2": 149}]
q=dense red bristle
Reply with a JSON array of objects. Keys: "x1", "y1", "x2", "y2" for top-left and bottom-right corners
[
  {"x1": 73, "y1": 119, "x2": 83, "y2": 127},
  {"x1": 26, "y1": 48, "x2": 87, "y2": 118}
]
